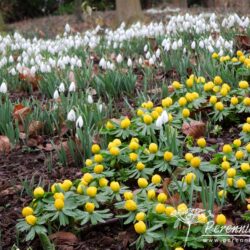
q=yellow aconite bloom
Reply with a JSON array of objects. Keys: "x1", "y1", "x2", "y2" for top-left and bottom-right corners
[
  {"x1": 212, "y1": 52, "x2": 219, "y2": 59},
  {"x1": 162, "y1": 97, "x2": 173, "y2": 107},
  {"x1": 25, "y1": 215, "x2": 37, "y2": 226},
  {"x1": 220, "y1": 87, "x2": 228, "y2": 97},
  {"x1": 214, "y1": 76, "x2": 223, "y2": 85},
  {"x1": 233, "y1": 139, "x2": 241, "y2": 147},
  {"x1": 85, "y1": 202, "x2": 95, "y2": 213},
  {"x1": 94, "y1": 164, "x2": 104, "y2": 174},
  {"x1": 61, "y1": 180, "x2": 72, "y2": 191},
  {"x1": 216, "y1": 214, "x2": 226, "y2": 225},
  {"x1": 134, "y1": 221, "x2": 147, "y2": 234},
  {"x1": 83, "y1": 173, "x2": 93, "y2": 183},
  {"x1": 138, "y1": 178, "x2": 148, "y2": 188},
  {"x1": 124, "y1": 199, "x2": 137, "y2": 211},
  {"x1": 120, "y1": 118, "x2": 131, "y2": 129},
  {"x1": 136, "y1": 162, "x2": 145, "y2": 171},
  {"x1": 244, "y1": 97, "x2": 250, "y2": 106},
  {"x1": 151, "y1": 174, "x2": 162, "y2": 184},
  {"x1": 91, "y1": 144, "x2": 100, "y2": 154},
  {"x1": 237, "y1": 50, "x2": 243, "y2": 57},
  {"x1": 164, "y1": 151, "x2": 173, "y2": 161},
  {"x1": 227, "y1": 178, "x2": 234, "y2": 187},
  {"x1": 149, "y1": 143, "x2": 158, "y2": 154},
  {"x1": 215, "y1": 102, "x2": 224, "y2": 111},
  {"x1": 136, "y1": 212, "x2": 146, "y2": 221},
  {"x1": 227, "y1": 168, "x2": 236, "y2": 178},
  {"x1": 155, "y1": 106, "x2": 163, "y2": 115},
  {"x1": 77, "y1": 184, "x2": 85, "y2": 194},
  {"x1": 177, "y1": 203, "x2": 188, "y2": 213},
  {"x1": 54, "y1": 199, "x2": 64, "y2": 210},
  {"x1": 235, "y1": 150, "x2": 244, "y2": 160},
  {"x1": 184, "y1": 173, "x2": 196, "y2": 184},
  {"x1": 204, "y1": 81, "x2": 214, "y2": 91},
  {"x1": 221, "y1": 161, "x2": 230, "y2": 171},
  {"x1": 172, "y1": 81, "x2": 182, "y2": 89},
  {"x1": 246, "y1": 143, "x2": 250, "y2": 152},
  {"x1": 182, "y1": 108, "x2": 190, "y2": 118},
  {"x1": 209, "y1": 96, "x2": 217, "y2": 104},
  {"x1": 147, "y1": 189, "x2": 156, "y2": 200},
  {"x1": 236, "y1": 178, "x2": 246, "y2": 189},
  {"x1": 129, "y1": 141, "x2": 139, "y2": 151},
  {"x1": 186, "y1": 78, "x2": 194, "y2": 87},
  {"x1": 247, "y1": 117, "x2": 250, "y2": 124},
  {"x1": 155, "y1": 203, "x2": 166, "y2": 214},
  {"x1": 242, "y1": 123, "x2": 250, "y2": 133},
  {"x1": 124, "y1": 191, "x2": 133, "y2": 200},
  {"x1": 247, "y1": 204, "x2": 250, "y2": 211},
  {"x1": 54, "y1": 192, "x2": 64, "y2": 200},
  {"x1": 109, "y1": 147, "x2": 120, "y2": 156},
  {"x1": 33, "y1": 187, "x2": 45, "y2": 198},
  {"x1": 143, "y1": 114, "x2": 153, "y2": 125},
  {"x1": 218, "y1": 190, "x2": 227, "y2": 198},
  {"x1": 223, "y1": 144, "x2": 232, "y2": 154},
  {"x1": 106, "y1": 121, "x2": 114, "y2": 129},
  {"x1": 185, "y1": 153, "x2": 193, "y2": 162},
  {"x1": 197, "y1": 138, "x2": 206, "y2": 148},
  {"x1": 241, "y1": 163, "x2": 250, "y2": 172},
  {"x1": 165, "y1": 206, "x2": 176, "y2": 216},
  {"x1": 157, "y1": 193, "x2": 167, "y2": 203},
  {"x1": 190, "y1": 157, "x2": 201, "y2": 168},
  {"x1": 110, "y1": 181, "x2": 120, "y2": 192},
  {"x1": 197, "y1": 214, "x2": 208, "y2": 224},
  {"x1": 151, "y1": 110, "x2": 159, "y2": 120},
  {"x1": 178, "y1": 97, "x2": 187, "y2": 106},
  {"x1": 137, "y1": 109, "x2": 144, "y2": 116},
  {"x1": 85, "y1": 159, "x2": 93, "y2": 166},
  {"x1": 129, "y1": 153, "x2": 138, "y2": 162},
  {"x1": 22, "y1": 207, "x2": 33, "y2": 217},
  {"x1": 239, "y1": 81, "x2": 249, "y2": 89},
  {"x1": 145, "y1": 101, "x2": 154, "y2": 109},
  {"x1": 94, "y1": 154, "x2": 103, "y2": 163},
  {"x1": 113, "y1": 139, "x2": 121, "y2": 146},
  {"x1": 86, "y1": 186, "x2": 97, "y2": 197},
  {"x1": 99, "y1": 178, "x2": 108, "y2": 187}
]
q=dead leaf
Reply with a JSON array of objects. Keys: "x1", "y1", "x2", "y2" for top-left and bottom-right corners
[
  {"x1": 28, "y1": 121, "x2": 43, "y2": 136},
  {"x1": 0, "y1": 185, "x2": 22, "y2": 197},
  {"x1": 19, "y1": 66, "x2": 40, "y2": 90},
  {"x1": 236, "y1": 35, "x2": 250, "y2": 50},
  {"x1": 68, "y1": 71, "x2": 76, "y2": 83},
  {"x1": 49, "y1": 232, "x2": 78, "y2": 247},
  {"x1": 0, "y1": 136, "x2": 11, "y2": 154},
  {"x1": 13, "y1": 104, "x2": 31, "y2": 122},
  {"x1": 182, "y1": 120, "x2": 206, "y2": 139}
]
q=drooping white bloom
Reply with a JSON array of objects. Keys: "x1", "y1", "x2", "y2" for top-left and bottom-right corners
[
  {"x1": 76, "y1": 116, "x2": 84, "y2": 128},
  {"x1": 87, "y1": 94, "x2": 93, "y2": 104},
  {"x1": 69, "y1": 82, "x2": 76, "y2": 92},
  {"x1": 138, "y1": 58, "x2": 143, "y2": 65},
  {"x1": 149, "y1": 57, "x2": 155, "y2": 65},
  {"x1": 67, "y1": 109, "x2": 76, "y2": 122},
  {"x1": 156, "y1": 48, "x2": 161, "y2": 58},
  {"x1": 0, "y1": 82, "x2": 7, "y2": 94},
  {"x1": 98, "y1": 104, "x2": 103, "y2": 112},
  {"x1": 59, "y1": 82, "x2": 65, "y2": 93},
  {"x1": 144, "y1": 44, "x2": 148, "y2": 52},
  {"x1": 53, "y1": 90, "x2": 59, "y2": 99},
  {"x1": 127, "y1": 58, "x2": 132, "y2": 67},
  {"x1": 156, "y1": 110, "x2": 169, "y2": 128},
  {"x1": 116, "y1": 54, "x2": 123, "y2": 63},
  {"x1": 65, "y1": 23, "x2": 71, "y2": 33},
  {"x1": 191, "y1": 41, "x2": 196, "y2": 49}
]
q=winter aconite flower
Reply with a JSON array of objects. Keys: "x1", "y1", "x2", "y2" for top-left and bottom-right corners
[
  {"x1": 54, "y1": 199, "x2": 64, "y2": 210},
  {"x1": 33, "y1": 187, "x2": 45, "y2": 198},
  {"x1": 216, "y1": 214, "x2": 226, "y2": 225},
  {"x1": 151, "y1": 174, "x2": 161, "y2": 185},
  {"x1": 190, "y1": 157, "x2": 201, "y2": 168},
  {"x1": 22, "y1": 207, "x2": 33, "y2": 217},
  {"x1": 25, "y1": 215, "x2": 37, "y2": 226},
  {"x1": 110, "y1": 181, "x2": 120, "y2": 193},
  {"x1": 124, "y1": 200, "x2": 137, "y2": 211},
  {"x1": 85, "y1": 202, "x2": 95, "y2": 213},
  {"x1": 134, "y1": 221, "x2": 146, "y2": 234},
  {"x1": 157, "y1": 193, "x2": 167, "y2": 203},
  {"x1": 184, "y1": 173, "x2": 196, "y2": 184},
  {"x1": 236, "y1": 178, "x2": 246, "y2": 189},
  {"x1": 138, "y1": 178, "x2": 148, "y2": 188}
]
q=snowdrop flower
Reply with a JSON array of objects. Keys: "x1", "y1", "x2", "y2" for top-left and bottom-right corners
[
  {"x1": 67, "y1": 109, "x2": 76, "y2": 122},
  {"x1": 144, "y1": 44, "x2": 148, "y2": 52},
  {"x1": 199, "y1": 40, "x2": 205, "y2": 49},
  {"x1": 156, "y1": 111, "x2": 169, "y2": 128},
  {"x1": 0, "y1": 82, "x2": 7, "y2": 94},
  {"x1": 59, "y1": 82, "x2": 65, "y2": 93},
  {"x1": 172, "y1": 41, "x2": 178, "y2": 50},
  {"x1": 76, "y1": 116, "x2": 84, "y2": 128},
  {"x1": 138, "y1": 58, "x2": 143, "y2": 65},
  {"x1": 87, "y1": 94, "x2": 93, "y2": 104},
  {"x1": 53, "y1": 90, "x2": 59, "y2": 99},
  {"x1": 191, "y1": 41, "x2": 196, "y2": 49},
  {"x1": 69, "y1": 82, "x2": 76, "y2": 92},
  {"x1": 145, "y1": 51, "x2": 151, "y2": 59},
  {"x1": 149, "y1": 57, "x2": 155, "y2": 65},
  {"x1": 99, "y1": 58, "x2": 107, "y2": 69},
  {"x1": 65, "y1": 23, "x2": 71, "y2": 33},
  {"x1": 98, "y1": 104, "x2": 103, "y2": 112},
  {"x1": 156, "y1": 48, "x2": 161, "y2": 58},
  {"x1": 116, "y1": 54, "x2": 123, "y2": 63},
  {"x1": 127, "y1": 58, "x2": 132, "y2": 67}
]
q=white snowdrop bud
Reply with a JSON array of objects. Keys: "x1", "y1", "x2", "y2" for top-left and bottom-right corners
[
  {"x1": 87, "y1": 94, "x2": 93, "y2": 104},
  {"x1": 76, "y1": 116, "x2": 84, "y2": 128},
  {"x1": 156, "y1": 48, "x2": 161, "y2": 58},
  {"x1": 67, "y1": 109, "x2": 76, "y2": 121},
  {"x1": 59, "y1": 82, "x2": 65, "y2": 93},
  {"x1": 69, "y1": 82, "x2": 76, "y2": 92},
  {"x1": 53, "y1": 90, "x2": 59, "y2": 99},
  {"x1": 65, "y1": 23, "x2": 71, "y2": 33},
  {"x1": 116, "y1": 54, "x2": 123, "y2": 63},
  {"x1": 0, "y1": 82, "x2": 7, "y2": 94},
  {"x1": 127, "y1": 58, "x2": 132, "y2": 67},
  {"x1": 191, "y1": 41, "x2": 196, "y2": 49}
]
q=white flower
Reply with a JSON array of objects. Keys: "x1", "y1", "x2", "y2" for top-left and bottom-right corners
[
  {"x1": 67, "y1": 109, "x2": 76, "y2": 122},
  {"x1": 0, "y1": 82, "x2": 7, "y2": 94},
  {"x1": 116, "y1": 54, "x2": 123, "y2": 63},
  {"x1": 65, "y1": 23, "x2": 71, "y2": 33},
  {"x1": 156, "y1": 48, "x2": 161, "y2": 58},
  {"x1": 138, "y1": 58, "x2": 143, "y2": 64},
  {"x1": 127, "y1": 58, "x2": 132, "y2": 67},
  {"x1": 87, "y1": 94, "x2": 93, "y2": 104},
  {"x1": 144, "y1": 44, "x2": 148, "y2": 52},
  {"x1": 53, "y1": 90, "x2": 59, "y2": 99},
  {"x1": 156, "y1": 110, "x2": 169, "y2": 128},
  {"x1": 69, "y1": 82, "x2": 76, "y2": 92},
  {"x1": 191, "y1": 41, "x2": 196, "y2": 49},
  {"x1": 76, "y1": 116, "x2": 84, "y2": 128},
  {"x1": 59, "y1": 82, "x2": 65, "y2": 93},
  {"x1": 98, "y1": 104, "x2": 103, "y2": 112}
]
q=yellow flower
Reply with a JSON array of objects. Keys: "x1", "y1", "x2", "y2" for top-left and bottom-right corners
[
  {"x1": 151, "y1": 110, "x2": 159, "y2": 120},
  {"x1": 165, "y1": 206, "x2": 176, "y2": 216},
  {"x1": 218, "y1": 190, "x2": 227, "y2": 198},
  {"x1": 61, "y1": 180, "x2": 72, "y2": 191},
  {"x1": 109, "y1": 147, "x2": 120, "y2": 156},
  {"x1": 197, "y1": 214, "x2": 208, "y2": 224},
  {"x1": 235, "y1": 150, "x2": 244, "y2": 160},
  {"x1": 220, "y1": 87, "x2": 228, "y2": 96},
  {"x1": 197, "y1": 138, "x2": 206, "y2": 148},
  {"x1": 237, "y1": 50, "x2": 243, "y2": 57},
  {"x1": 231, "y1": 57, "x2": 238, "y2": 63},
  {"x1": 86, "y1": 186, "x2": 97, "y2": 197},
  {"x1": 178, "y1": 97, "x2": 187, "y2": 106},
  {"x1": 185, "y1": 92, "x2": 194, "y2": 102},
  {"x1": 185, "y1": 153, "x2": 193, "y2": 162},
  {"x1": 162, "y1": 97, "x2": 173, "y2": 107},
  {"x1": 113, "y1": 139, "x2": 122, "y2": 146},
  {"x1": 243, "y1": 97, "x2": 250, "y2": 106},
  {"x1": 184, "y1": 173, "x2": 196, "y2": 185},
  {"x1": 215, "y1": 102, "x2": 224, "y2": 111},
  {"x1": 124, "y1": 199, "x2": 137, "y2": 211},
  {"x1": 120, "y1": 118, "x2": 131, "y2": 129},
  {"x1": 241, "y1": 163, "x2": 250, "y2": 172},
  {"x1": 242, "y1": 123, "x2": 250, "y2": 133},
  {"x1": 212, "y1": 52, "x2": 219, "y2": 59},
  {"x1": 53, "y1": 192, "x2": 64, "y2": 200},
  {"x1": 186, "y1": 78, "x2": 194, "y2": 88},
  {"x1": 146, "y1": 101, "x2": 154, "y2": 109},
  {"x1": 233, "y1": 139, "x2": 241, "y2": 147},
  {"x1": 175, "y1": 248, "x2": 184, "y2": 250},
  {"x1": 77, "y1": 184, "x2": 85, "y2": 194},
  {"x1": 124, "y1": 191, "x2": 133, "y2": 200},
  {"x1": 209, "y1": 96, "x2": 217, "y2": 104},
  {"x1": 172, "y1": 81, "x2": 182, "y2": 89},
  {"x1": 94, "y1": 154, "x2": 103, "y2": 163},
  {"x1": 214, "y1": 76, "x2": 223, "y2": 85},
  {"x1": 85, "y1": 202, "x2": 95, "y2": 213},
  {"x1": 236, "y1": 178, "x2": 246, "y2": 189},
  {"x1": 177, "y1": 203, "x2": 188, "y2": 213},
  {"x1": 99, "y1": 178, "x2": 108, "y2": 187},
  {"x1": 82, "y1": 173, "x2": 93, "y2": 183},
  {"x1": 155, "y1": 106, "x2": 163, "y2": 115},
  {"x1": 164, "y1": 151, "x2": 173, "y2": 161},
  {"x1": 106, "y1": 121, "x2": 114, "y2": 130},
  {"x1": 204, "y1": 82, "x2": 214, "y2": 92},
  {"x1": 247, "y1": 117, "x2": 250, "y2": 124},
  {"x1": 138, "y1": 178, "x2": 148, "y2": 188},
  {"x1": 134, "y1": 221, "x2": 146, "y2": 234},
  {"x1": 54, "y1": 199, "x2": 64, "y2": 210},
  {"x1": 151, "y1": 174, "x2": 162, "y2": 185},
  {"x1": 246, "y1": 143, "x2": 250, "y2": 153},
  {"x1": 227, "y1": 168, "x2": 236, "y2": 178},
  {"x1": 129, "y1": 153, "x2": 138, "y2": 162},
  {"x1": 136, "y1": 162, "x2": 145, "y2": 171},
  {"x1": 94, "y1": 164, "x2": 104, "y2": 174},
  {"x1": 143, "y1": 114, "x2": 153, "y2": 125},
  {"x1": 223, "y1": 144, "x2": 232, "y2": 154},
  {"x1": 25, "y1": 215, "x2": 37, "y2": 226},
  {"x1": 155, "y1": 203, "x2": 165, "y2": 214},
  {"x1": 22, "y1": 207, "x2": 33, "y2": 217},
  {"x1": 147, "y1": 189, "x2": 156, "y2": 200},
  {"x1": 190, "y1": 157, "x2": 201, "y2": 168},
  {"x1": 137, "y1": 109, "x2": 144, "y2": 116},
  {"x1": 91, "y1": 144, "x2": 100, "y2": 154},
  {"x1": 33, "y1": 187, "x2": 45, "y2": 198},
  {"x1": 221, "y1": 161, "x2": 230, "y2": 171},
  {"x1": 149, "y1": 143, "x2": 158, "y2": 154},
  {"x1": 182, "y1": 108, "x2": 190, "y2": 118},
  {"x1": 216, "y1": 214, "x2": 226, "y2": 225},
  {"x1": 110, "y1": 181, "x2": 120, "y2": 192},
  {"x1": 227, "y1": 178, "x2": 233, "y2": 187},
  {"x1": 136, "y1": 212, "x2": 146, "y2": 221},
  {"x1": 239, "y1": 81, "x2": 249, "y2": 89},
  {"x1": 129, "y1": 141, "x2": 139, "y2": 151},
  {"x1": 157, "y1": 193, "x2": 167, "y2": 203}
]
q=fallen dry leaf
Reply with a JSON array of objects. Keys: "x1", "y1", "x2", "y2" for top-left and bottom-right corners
[
  {"x1": 0, "y1": 136, "x2": 11, "y2": 154},
  {"x1": 19, "y1": 66, "x2": 41, "y2": 90},
  {"x1": 236, "y1": 34, "x2": 250, "y2": 50},
  {"x1": 182, "y1": 120, "x2": 206, "y2": 139},
  {"x1": 13, "y1": 104, "x2": 31, "y2": 123},
  {"x1": 68, "y1": 71, "x2": 76, "y2": 83},
  {"x1": 0, "y1": 185, "x2": 22, "y2": 197},
  {"x1": 49, "y1": 232, "x2": 78, "y2": 247},
  {"x1": 28, "y1": 121, "x2": 43, "y2": 136}
]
